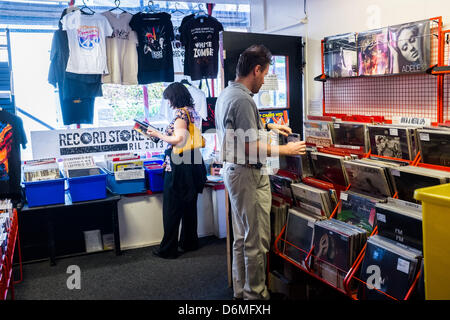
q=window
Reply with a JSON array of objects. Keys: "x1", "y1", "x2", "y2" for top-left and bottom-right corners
[{"x1": 0, "y1": 0, "x2": 250, "y2": 160}]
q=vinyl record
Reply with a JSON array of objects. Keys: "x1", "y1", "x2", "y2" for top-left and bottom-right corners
[
  {"x1": 324, "y1": 32, "x2": 358, "y2": 78},
  {"x1": 357, "y1": 28, "x2": 390, "y2": 75}
]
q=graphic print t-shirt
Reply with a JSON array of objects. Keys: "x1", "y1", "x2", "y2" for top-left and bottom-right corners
[
  {"x1": 61, "y1": 11, "x2": 113, "y2": 74},
  {"x1": 101, "y1": 11, "x2": 139, "y2": 85},
  {"x1": 180, "y1": 16, "x2": 223, "y2": 80},
  {"x1": 0, "y1": 111, "x2": 27, "y2": 200},
  {"x1": 129, "y1": 12, "x2": 175, "y2": 84}
]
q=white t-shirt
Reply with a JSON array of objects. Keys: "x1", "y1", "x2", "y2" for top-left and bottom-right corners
[
  {"x1": 101, "y1": 11, "x2": 139, "y2": 85},
  {"x1": 62, "y1": 11, "x2": 114, "y2": 74}
]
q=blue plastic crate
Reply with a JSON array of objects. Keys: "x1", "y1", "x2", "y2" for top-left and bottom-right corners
[
  {"x1": 23, "y1": 175, "x2": 66, "y2": 207},
  {"x1": 105, "y1": 168, "x2": 147, "y2": 195},
  {"x1": 67, "y1": 168, "x2": 107, "y2": 202},
  {"x1": 145, "y1": 166, "x2": 164, "y2": 193}
]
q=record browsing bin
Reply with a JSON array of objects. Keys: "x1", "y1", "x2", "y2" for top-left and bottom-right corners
[
  {"x1": 414, "y1": 183, "x2": 450, "y2": 300},
  {"x1": 105, "y1": 168, "x2": 147, "y2": 195},
  {"x1": 144, "y1": 159, "x2": 164, "y2": 193},
  {"x1": 66, "y1": 168, "x2": 108, "y2": 202},
  {"x1": 23, "y1": 173, "x2": 66, "y2": 207}
]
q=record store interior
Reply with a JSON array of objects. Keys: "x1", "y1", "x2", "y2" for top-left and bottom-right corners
[{"x1": 0, "y1": 0, "x2": 450, "y2": 302}]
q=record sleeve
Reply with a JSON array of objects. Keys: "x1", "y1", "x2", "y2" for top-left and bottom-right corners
[
  {"x1": 389, "y1": 166, "x2": 450, "y2": 203},
  {"x1": 367, "y1": 125, "x2": 413, "y2": 160},
  {"x1": 291, "y1": 183, "x2": 332, "y2": 217},
  {"x1": 269, "y1": 174, "x2": 295, "y2": 200},
  {"x1": 376, "y1": 201, "x2": 423, "y2": 250},
  {"x1": 310, "y1": 152, "x2": 348, "y2": 187},
  {"x1": 417, "y1": 129, "x2": 450, "y2": 167},
  {"x1": 337, "y1": 191, "x2": 384, "y2": 232},
  {"x1": 358, "y1": 235, "x2": 422, "y2": 300},
  {"x1": 357, "y1": 28, "x2": 390, "y2": 76},
  {"x1": 283, "y1": 208, "x2": 318, "y2": 267},
  {"x1": 324, "y1": 32, "x2": 358, "y2": 78},
  {"x1": 330, "y1": 122, "x2": 367, "y2": 150},
  {"x1": 304, "y1": 121, "x2": 333, "y2": 147},
  {"x1": 344, "y1": 160, "x2": 393, "y2": 198},
  {"x1": 388, "y1": 20, "x2": 431, "y2": 74}
]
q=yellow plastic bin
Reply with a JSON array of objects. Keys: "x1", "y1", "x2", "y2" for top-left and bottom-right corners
[{"x1": 414, "y1": 183, "x2": 450, "y2": 300}]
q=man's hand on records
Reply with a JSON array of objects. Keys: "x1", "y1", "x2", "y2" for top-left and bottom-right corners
[{"x1": 284, "y1": 141, "x2": 307, "y2": 156}]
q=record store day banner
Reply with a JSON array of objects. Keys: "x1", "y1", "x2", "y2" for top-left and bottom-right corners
[{"x1": 31, "y1": 125, "x2": 166, "y2": 159}]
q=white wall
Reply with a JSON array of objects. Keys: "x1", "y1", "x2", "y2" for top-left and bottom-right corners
[{"x1": 250, "y1": 0, "x2": 450, "y2": 119}]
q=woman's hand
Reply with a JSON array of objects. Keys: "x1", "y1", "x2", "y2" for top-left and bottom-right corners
[{"x1": 147, "y1": 128, "x2": 162, "y2": 139}]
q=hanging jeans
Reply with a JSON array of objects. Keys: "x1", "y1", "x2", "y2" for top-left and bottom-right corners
[
  {"x1": 223, "y1": 163, "x2": 272, "y2": 300},
  {"x1": 158, "y1": 148, "x2": 207, "y2": 257}
]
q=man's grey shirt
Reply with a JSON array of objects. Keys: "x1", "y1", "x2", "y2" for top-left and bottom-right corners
[{"x1": 215, "y1": 81, "x2": 264, "y2": 164}]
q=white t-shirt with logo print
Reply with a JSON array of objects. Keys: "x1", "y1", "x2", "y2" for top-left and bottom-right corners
[{"x1": 62, "y1": 11, "x2": 113, "y2": 74}]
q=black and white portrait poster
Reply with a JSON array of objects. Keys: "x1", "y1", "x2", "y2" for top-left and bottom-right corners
[
  {"x1": 324, "y1": 33, "x2": 358, "y2": 78},
  {"x1": 388, "y1": 20, "x2": 431, "y2": 74}
]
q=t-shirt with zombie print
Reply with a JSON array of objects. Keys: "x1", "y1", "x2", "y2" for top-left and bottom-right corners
[
  {"x1": 180, "y1": 16, "x2": 223, "y2": 81},
  {"x1": 61, "y1": 10, "x2": 113, "y2": 74},
  {"x1": 0, "y1": 110, "x2": 27, "y2": 201},
  {"x1": 129, "y1": 12, "x2": 175, "y2": 84}
]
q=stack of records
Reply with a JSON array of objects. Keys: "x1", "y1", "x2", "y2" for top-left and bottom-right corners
[
  {"x1": 337, "y1": 190, "x2": 386, "y2": 233},
  {"x1": 269, "y1": 175, "x2": 295, "y2": 201},
  {"x1": 63, "y1": 156, "x2": 101, "y2": 178},
  {"x1": 343, "y1": 160, "x2": 394, "y2": 198},
  {"x1": 283, "y1": 207, "x2": 325, "y2": 268},
  {"x1": 329, "y1": 122, "x2": 368, "y2": 151},
  {"x1": 278, "y1": 155, "x2": 302, "y2": 179},
  {"x1": 304, "y1": 121, "x2": 333, "y2": 147},
  {"x1": 389, "y1": 165, "x2": 450, "y2": 203},
  {"x1": 23, "y1": 158, "x2": 60, "y2": 182},
  {"x1": 300, "y1": 148, "x2": 315, "y2": 178},
  {"x1": 417, "y1": 129, "x2": 450, "y2": 167},
  {"x1": 376, "y1": 198, "x2": 423, "y2": 251},
  {"x1": 310, "y1": 151, "x2": 349, "y2": 187},
  {"x1": 291, "y1": 183, "x2": 334, "y2": 218},
  {"x1": 367, "y1": 125, "x2": 415, "y2": 160},
  {"x1": 271, "y1": 194, "x2": 290, "y2": 241},
  {"x1": 312, "y1": 219, "x2": 368, "y2": 289},
  {"x1": 358, "y1": 234, "x2": 422, "y2": 300}
]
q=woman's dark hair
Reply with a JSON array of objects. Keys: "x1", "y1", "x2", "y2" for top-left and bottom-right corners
[
  {"x1": 236, "y1": 44, "x2": 273, "y2": 78},
  {"x1": 163, "y1": 82, "x2": 194, "y2": 109}
]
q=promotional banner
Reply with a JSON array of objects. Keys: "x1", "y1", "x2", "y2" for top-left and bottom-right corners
[
  {"x1": 31, "y1": 124, "x2": 166, "y2": 159},
  {"x1": 259, "y1": 109, "x2": 289, "y2": 127}
]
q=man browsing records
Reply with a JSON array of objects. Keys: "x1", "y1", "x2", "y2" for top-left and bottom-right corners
[{"x1": 215, "y1": 44, "x2": 306, "y2": 300}]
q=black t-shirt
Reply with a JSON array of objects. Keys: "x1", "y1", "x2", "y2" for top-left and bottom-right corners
[
  {"x1": 130, "y1": 12, "x2": 175, "y2": 84},
  {"x1": 180, "y1": 15, "x2": 223, "y2": 81},
  {"x1": 0, "y1": 110, "x2": 27, "y2": 201}
]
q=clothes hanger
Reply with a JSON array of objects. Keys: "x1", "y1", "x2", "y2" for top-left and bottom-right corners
[
  {"x1": 195, "y1": 4, "x2": 208, "y2": 19},
  {"x1": 145, "y1": 0, "x2": 159, "y2": 13},
  {"x1": 180, "y1": 79, "x2": 192, "y2": 86},
  {"x1": 109, "y1": 0, "x2": 127, "y2": 13},
  {"x1": 170, "y1": 2, "x2": 184, "y2": 16},
  {"x1": 80, "y1": 0, "x2": 95, "y2": 15}
]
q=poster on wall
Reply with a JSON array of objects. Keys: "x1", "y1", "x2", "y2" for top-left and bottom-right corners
[
  {"x1": 324, "y1": 32, "x2": 358, "y2": 78},
  {"x1": 388, "y1": 20, "x2": 431, "y2": 74},
  {"x1": 31, "y1": 124, "x2": 166, "y2": 159},
  {"x1": 259, "y1": 109, "x2": 289, "y2": 127},
  {"x1": 357, "y1": 28, "x2": 390, "y2": 75}
]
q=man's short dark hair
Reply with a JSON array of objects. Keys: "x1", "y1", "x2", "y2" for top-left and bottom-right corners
[{"x1": 236, "y1": 44, "x2": 273, "y2": 78}]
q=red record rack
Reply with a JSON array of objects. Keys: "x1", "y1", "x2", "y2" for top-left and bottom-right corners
[{"x1": 0, "y1": 209, "x2": 23, "y2": 300}]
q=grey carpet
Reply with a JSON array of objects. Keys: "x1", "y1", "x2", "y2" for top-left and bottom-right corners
[{"x1": 13, "y1": 236, "x2": 233, "y2": 300}]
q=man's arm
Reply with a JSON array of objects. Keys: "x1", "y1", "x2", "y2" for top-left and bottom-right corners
[{"x1": 245, "y1": 140, "x2": 307, "y2": 157}]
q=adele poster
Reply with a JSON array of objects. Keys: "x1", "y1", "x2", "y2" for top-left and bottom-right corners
[
  {"x1": 388, "y1": 20, "x2": 431, "y2": 74},
  {"x1": 357, "y1": 28, "x2": 390, "y2": 76}
]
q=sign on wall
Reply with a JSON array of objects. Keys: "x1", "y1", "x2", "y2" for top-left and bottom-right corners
[{"x1": 31, "y1": 125, "x2": 166, "y2": 159}]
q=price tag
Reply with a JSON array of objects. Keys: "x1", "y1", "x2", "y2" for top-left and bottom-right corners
[
  {"x1": 391, "y1": 169, "x2": 400, "y2": 177},
  {"x1": 114, "y1": 169, "x2": 145, "y2": 181},
  {"x1": 389, "y1": 128, "x2": 398, "y2": 136},
  {"x1": 377, "y1": 213, "x2": 386, "y2": 223},
  {"x1": 334, "y1": 124, "x2": 340, "y2": 129},
  {"x1": 397, "y1": 258, "x2": 410, "y2": 274},
  {"x1": 420, "y1": 133, "x2": 430, "y2": 141},
  {"x1": 340, "y1": 193, "x2": 348, "y2": 201}
]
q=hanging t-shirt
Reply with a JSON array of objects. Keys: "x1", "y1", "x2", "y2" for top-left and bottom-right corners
[
  {"x1": 0, "y1": 110, "x2": 27, "y2": 201},
  {"x1": 101, "y1": 11, "x2": 139, "y2": 85},
  {"x1": 61, "y1": 10, "x2": 113, "y2": 74},
  {"x1": 180, "y1": 15, "x2": 224, "y2": 81},
  {"x1": 129, "y1": 12, "x2": 175, "y2": 84},
  {"x1": 174, "y1": 14, "x2": 195, "y2": 75}
]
